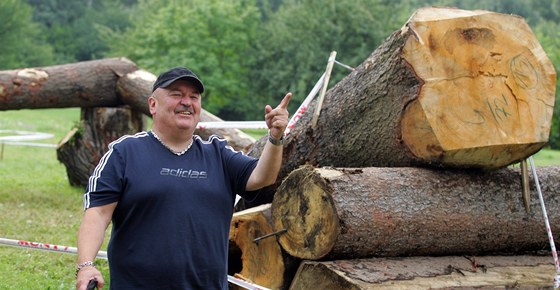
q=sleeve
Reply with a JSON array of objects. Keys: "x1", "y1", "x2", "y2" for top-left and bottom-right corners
[
  {"x1": 219, "y1": 140, "x2": 258, "y2": 195},
  {"x1": 83, "y1": 144, "x2": 125, "y2": 209}
]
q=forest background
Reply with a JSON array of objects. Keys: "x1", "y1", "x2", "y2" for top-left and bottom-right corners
[{"x1": 2, "y1": 0, "x2": 559, "y2": 149}]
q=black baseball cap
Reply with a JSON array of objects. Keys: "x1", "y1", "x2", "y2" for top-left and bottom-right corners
[{"x1": 152, "y1": 67, "x2": 205, "y2": 93}]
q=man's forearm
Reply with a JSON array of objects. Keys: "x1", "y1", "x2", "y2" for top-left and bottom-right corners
[
  {"x1": 246, "y1": 138, "x2": 283, "y2": 191},
  {"x1": 77, "y1": 205, "x2": 114, "y2": 262}
]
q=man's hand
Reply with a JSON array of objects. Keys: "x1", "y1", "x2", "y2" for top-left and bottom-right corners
[
  {"x1": 76, "y1": 266, "x2": 104, "y2": 290},
  {"x1": 265, "y1": 92, "x2": 292, "y2": 139}
]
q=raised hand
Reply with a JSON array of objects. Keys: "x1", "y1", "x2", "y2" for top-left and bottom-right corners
[{"x1": 265, "y1": 92, "x2": 292, "y2": 140}]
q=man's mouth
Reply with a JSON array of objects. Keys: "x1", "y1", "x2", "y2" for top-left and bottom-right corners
[{"x1": 177, "y1": 111, "x2": 192, "y2": 116}]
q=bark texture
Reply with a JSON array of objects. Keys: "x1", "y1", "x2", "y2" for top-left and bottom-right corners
[
  {"x1": 56, "y1": 107, "x2": 145, "y2": 186},
  {"x1": 0, "y1": 60, "x2": 255, "y2": 151},
  {"x1": 289, "y1": 256, "x2": 556, "y2": 290},
  {"x1": 245, "y1": 7, "x2": 557, "y2": 207},
  {"x1": 0, "y1": 58, "x2": 137, "y2": 109},
  {"x1": 272, "y1": 165, "x2": 560, "y2": 260}
]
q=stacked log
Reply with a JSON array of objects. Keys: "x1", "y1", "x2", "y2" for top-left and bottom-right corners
[
  {"x1": 0, "y1": 58, "x2": 255, "y2": 186},
  {"x1": 272, "y1": 166, "x2": 560, "y2": 260},
  {"x1": 290, "y1": 256, "x2": 556, "y2": 289},
  {"x1": 242, "y1": 6, "x2": 557, "y2": 209},
  {"x1": 233, "y1": 7, "x2": 559, "y2": 289},
  {"x1": 228, "y1": 204, "x2": 300, "y2": 290}
]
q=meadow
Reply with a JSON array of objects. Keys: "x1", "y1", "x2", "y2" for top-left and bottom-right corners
[{"x1": 0, "y1": 108, "x2": 559, "y2": 289}]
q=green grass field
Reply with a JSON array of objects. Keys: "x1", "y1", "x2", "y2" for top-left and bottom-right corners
[{"x1": 0, "y1": 108, "x2": 559, "y2": 289}]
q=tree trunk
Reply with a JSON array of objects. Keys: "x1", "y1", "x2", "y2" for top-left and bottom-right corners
[
  {"x1": 271, "y1": 165, "x2": 560, "y2": 260},
  {"x1": 245, "y1": 7, "x2": 556, "y2": 207},
  {"x1": 0, "y1": 58, "x2": 137, "y2": 109},
  {"x1": 0, "y1": 60, "x2": 255, "y2": 151},
  {"x1": 289, "y1": 256, "x2": 556, "y2": 290},
  {"x1": 229, "y1": 204, "x2": 300, "y2": 290},
  {"x1": 56, "y1": 106, "x2": 145, "y2": 186}
]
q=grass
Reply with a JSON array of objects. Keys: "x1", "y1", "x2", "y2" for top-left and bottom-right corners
[{"x1": 0, "y1": 108, "x2": 559, "y2": 289}]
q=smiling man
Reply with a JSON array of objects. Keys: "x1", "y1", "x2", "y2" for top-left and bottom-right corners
[{"x1": 75, "y1": 67, "x2": 291, "y2": 289}]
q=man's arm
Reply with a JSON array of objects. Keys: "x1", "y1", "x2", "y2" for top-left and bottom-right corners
[
  {"x1": 75, "y1": 202, "x2": 117, "y2": 290},
  {"x1": 246, "y1": 93, "x2": 291, "y2": 191}
]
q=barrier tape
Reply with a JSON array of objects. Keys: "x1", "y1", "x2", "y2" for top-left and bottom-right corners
[{"x1": 0, "y1": 237, "x2": 269, "y2": 290}]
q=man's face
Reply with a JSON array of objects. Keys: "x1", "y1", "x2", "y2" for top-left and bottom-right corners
[{"x1": 149, "y1": 79, "x2": 202, "y2": 132}]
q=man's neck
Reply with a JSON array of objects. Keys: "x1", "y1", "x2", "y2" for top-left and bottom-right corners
[{"x1": 151, "y1": 127, "x2": 194, "y2": 151}]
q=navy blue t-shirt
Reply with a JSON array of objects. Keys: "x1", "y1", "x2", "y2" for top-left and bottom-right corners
[{"x1": 83, "y1": 131, "x2": 258, "y2": 289}]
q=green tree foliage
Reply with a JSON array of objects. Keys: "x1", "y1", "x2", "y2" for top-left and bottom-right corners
[
  {"x1": 247, "y1": 0, "x2": 416, "y2": 118},
  {"x1": 5, "y1": 0, "x2": 559, "y2": 147},
  {"x1": 27, "y1": 0, "x2": 133, "y2": 63},
  {"x1": 102, "y1": 0, "x2": 261, "y2": 118},
  {"x1": 0, "y1": 0, "x2": 53, "y2": 69}
]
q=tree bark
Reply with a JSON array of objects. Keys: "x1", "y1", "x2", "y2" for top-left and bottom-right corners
[
  {"x1": 0, "y1": 60, "x2": 255, "y2": 151},
  {"x1": 246, "y1": 7, "x2": 557, "y2": 207},
  {"x1": 229, "y1": 204, "x2": 300, "y2": 290},
  {"x1": 271, "y1": 165, "x2": 560, "y2": 260},
  {"x1": 0, "y1": 58, "x2": 137, "y2": 109},
  {"x1": 289, "y1": 256, "x2": 556, "y2": 290},
  {"x1": 56, "y1": 106, "x2": 145, "y2": 186}
]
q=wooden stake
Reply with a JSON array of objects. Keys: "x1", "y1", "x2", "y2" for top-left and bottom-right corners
[{"x1": 311, "y1": 51, "x2": 337, "y2": 129}]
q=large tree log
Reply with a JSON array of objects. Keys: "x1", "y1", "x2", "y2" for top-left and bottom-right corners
[
  {"x1": 229, "y1": 204, "x2": 300, "y2": 290},
  {"x1": 0, "y1": 59, "x2": 255, "y2": 151},
  {"x1": 0, "y1": 58, "x2": 137, "y2": 109},
  {"x1": 289, "y1": 256, "x2": 556, "y2": 290},
  {"x1": 271, "y1": 165, "x2": 560, "y2": 260},
  {"x1": 245, "y1": 7, "x2": 557, "y2": 207},
  {"x1": 56, "y1": 107, "x2": 145, "y2": 186}
]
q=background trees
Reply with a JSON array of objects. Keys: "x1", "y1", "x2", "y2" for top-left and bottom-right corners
[
  {"x1": 0, "y1": 0, "x2": 54, "y2": 68},
  {"x1": 1, "y1": 0, "x2": 558, "y2": 148}
]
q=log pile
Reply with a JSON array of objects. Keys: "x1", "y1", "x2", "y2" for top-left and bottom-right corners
[
  {"x1": 230, "y1": 7, "x2": 559, "y2": 289},
  {"x1": 0, "y1": 5, "x2": 557, "y2": 289}
]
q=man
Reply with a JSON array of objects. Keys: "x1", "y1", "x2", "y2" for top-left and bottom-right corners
[{"x1": 75, "y1": 67, "x2": 291, "y2": 289}]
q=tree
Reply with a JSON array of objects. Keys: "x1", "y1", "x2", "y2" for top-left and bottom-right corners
[
  {"x1": 246, "y1": 0, "x2": 416, "y2": 119},
  {"x1": 27, "y1": 0, "x2": 134, "y2": 63},
  {"x1": 102, "y1": 0, "x2": 261, "y2": 119},
  {"x1": 0, "y1": 0, "x2": 53, "y2": 69}
]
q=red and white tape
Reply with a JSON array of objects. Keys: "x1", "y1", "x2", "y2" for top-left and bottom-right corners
[{"x1": 0, "y1": 237, "x2": 269, "y2": 290}]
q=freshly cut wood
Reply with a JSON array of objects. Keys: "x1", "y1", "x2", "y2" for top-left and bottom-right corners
[
  {"x1": 229, "y1": 204, "x2": 300, "y2": 290},
  {"x1": 271, "y1": 165, "x2": 560, "y2": 260},
  {"x1": 0, "y1": 58, "x2": 137, "y2": 109},
  {"x1": 117, "y1": 69, "x2": 255, "y2": 151},
  {"x1": 248, "y1": 7, "x2": 556, "y2": 204},
  {"x1": 56, "y1": 107, "x2": 145, "y2": 186},
  {"x1": 289, "y1": 256, "x2": 556, "y2": 290}
]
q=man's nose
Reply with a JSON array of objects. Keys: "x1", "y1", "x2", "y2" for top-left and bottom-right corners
[{"x1": 180, "y1": 95, "x2": 192, "y2": 105}]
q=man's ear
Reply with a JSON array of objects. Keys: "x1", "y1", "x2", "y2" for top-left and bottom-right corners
[{"x1": 148, "y1": 95, "x2": 157, "y2": 115}]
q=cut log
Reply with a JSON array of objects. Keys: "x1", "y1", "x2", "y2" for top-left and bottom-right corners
[
  {"x1": 0, "y1": 58, "x2": 137, "y2": 109},
  {"x1": 229, "y1": 204, "x2": 300, "y2": 290},
  {"x1": 246, "y1": 7, "x2": 557, "y2": 207},
  {"x1": 56, "y1": 106, "x2": 145, "y2": 186},
  {"x1": 0, "y1": 60, "x2": 255, "y2": 151},
  {"x1": 289, "y1": 256, "x2": 556, "y2": 290},
  {"x1": 271, "y1": 165, "x2": 560, "y2": 260}
]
